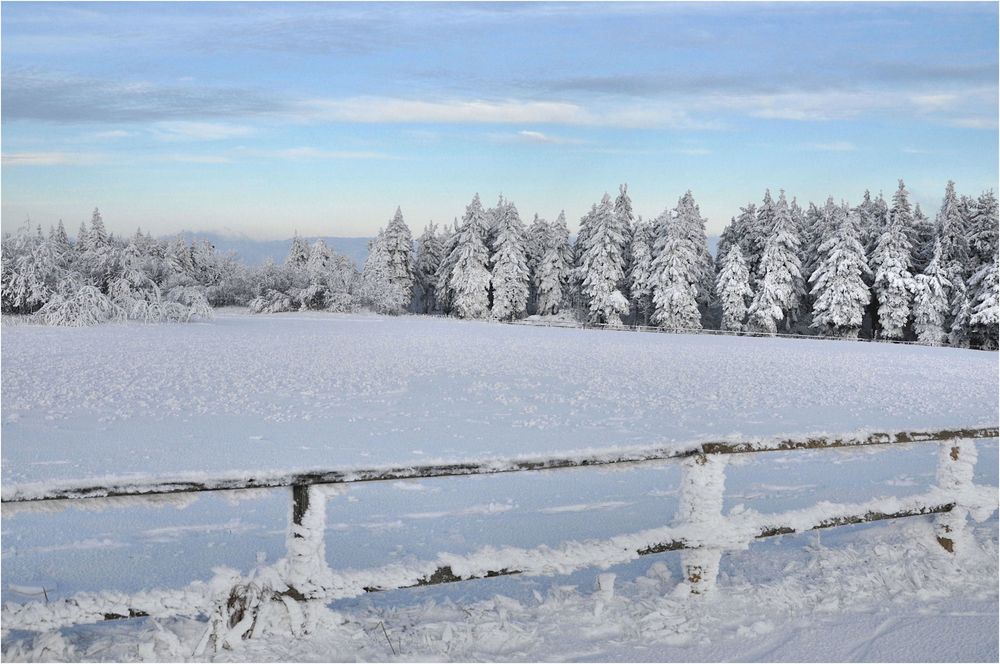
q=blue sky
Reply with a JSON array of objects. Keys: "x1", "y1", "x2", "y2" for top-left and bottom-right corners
[{"x1": 2, "y1": 2, "x2": 997, "y2": 239}]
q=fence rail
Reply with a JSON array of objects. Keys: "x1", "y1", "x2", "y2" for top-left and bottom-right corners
[
  {"x1": 3, "y1": 427, "x2": 995, "y2": 504},
  {"x1": 2, "y1": 427, "x2": 997, "y2": 640}
]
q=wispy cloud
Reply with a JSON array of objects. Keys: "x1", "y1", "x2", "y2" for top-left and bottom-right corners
[
  {"x1": 226, "y1": 146, "x2": 397, "y2": 161},
  {"x1": 802, "y1": 141, "x2": 857, "y2": 152},
  {"x1": 158, "y1": 154, "x2": 233, "y2": 164},
  {"x1": 152, "y1": 121, "x2": 255, "y2": 141},
  {"x1": 673, "y1": 147, "x2": 712, "y2": 156},
  {"x1": 514, "y1": 130, "x2": 581, "y2": 145},
  {"x1": 1, "y1": 151, "x2": 101, "y2": 166},
  {"x1": 299, "y1": 96, "x2": 716, "y2": 129}
]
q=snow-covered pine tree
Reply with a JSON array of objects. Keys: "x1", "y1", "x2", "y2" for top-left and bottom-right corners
[
  {"x1": 382, "y1": 207, "x2": 415, "y2": 308},
  {"x1": 809, "y1": 207, "x2": 871, "y2": 337},
  {"x1": 745, "y1": 191, "x2": 804, "y2": 334},
  {"x1": 489, "y1": 199, "x2": 530, "y2": 321},
  {"x1": 799, "y1": 202, "x2": 824, "y2": 286},
  {"x1": 434, "y1": 219, "x2": 461, "y2": 313},
  {"x1": 535, "y1": 245, "x2": 567, "y2": 316},
  {"x1": 579, "y1": 194, "x2": 629, "y2": 326},
  {"x1": 50, "y1": 220, "x2": 71, "y2": 254},
  {"x1": 76, "y1": 221, "x2": 90, "y2": 254},
  {"x1": 525, "y1": 214, "x2": 550, "y2": 314},
  {"x1": 870, "y1": 181, "x2": 916, "y2": 339},
  {"x1": 649, "y1": 205, "x2": 702, "y2": 331},
  {"x1": 361, "y1": 230, "x2": 409, "y2": 315},
  {"x1": 747, "y1": 193, "x2": 774, "y2": 283},
  {"x1": 614, "y1": 184, "x2": 635, "y2": 314},
  {"x1": 911, "y1": 240, "x2": 952, "y2": 345},
  {"x1": 936, "y1": 181, "x2": 971, "y2": 284},
  {"x1": 674, "y1": 190, "x2": 715, "y2": 307},
  {"x1": 414, "y1": 223, "x2": 444, "y2": 314},
  {"x1": 948, "y1": 284, "x2": 972, "y2": 348},
  {"x1": 627, "y1": 216, "x2": 655, "y2": 325},
  {"x1": 550, "y1": 210, "x2": 574, "y2": 269},
  {"x1": 715, "y1": 244, "x2": 752, "y2": 331},
  {"x1": 286, "y1": 233, "x2": 311, "y2": 267},
  {"x1": 85, "y1": 208, "x2": 108, "y2": 251},
  {"x1": 969, "y1": 255, "x2": 998, "y2": 349},
  {"x1": 969, "y1": 190, "x2": 998, "y2": 274},
  {"x1": 911, "y1": 203, "x2": 936, "y2": 274},
  {"x1": 441, "y1": 195, "x2": 490, "y2": 316},
  {"x1": 448, "y1": 201, "x2": 492, "y2": 320}
]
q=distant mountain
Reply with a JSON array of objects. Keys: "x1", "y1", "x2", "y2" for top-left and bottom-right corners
[
  {"x1": 178, "y1": 232, "x2": 372, "y2": 268},
  {"x1": 175, "y1": 232, "x2": 720, "y2": 268}
]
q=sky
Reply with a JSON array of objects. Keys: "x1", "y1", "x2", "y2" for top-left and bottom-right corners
[{"x1": 1, "y1": 1, "x2": 998, "y2": 239}]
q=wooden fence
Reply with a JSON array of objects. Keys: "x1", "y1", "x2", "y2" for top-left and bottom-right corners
[{"x1": 2, "y1": 426, "x2": 997, "y2": 635}]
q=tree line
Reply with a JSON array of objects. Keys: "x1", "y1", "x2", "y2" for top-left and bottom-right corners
[{"x1": 1, "y1": 181, "x2": 996, "y2": 348}]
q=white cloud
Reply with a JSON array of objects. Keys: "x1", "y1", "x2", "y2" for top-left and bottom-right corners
[
  {"x1": 1, "y1": 151, "x2": 100, "y2": 166},
  {"x1": 159, "y1": 154, "x2": 233, "y2": 164},
  {"x1": 802, "y1": 141, "x2": 857, "y2": 152},
  {"x1": 673, "y1": 147, "x2": 712, "y2": 155},
  {"x1": 152, "y1": 121, "x2": 255, "y2": 141},
  {"x1": 515, "y1": 130, "x2": 581, "y2": 145},
  {"x1": 296, "y1": 97, "x2": 714, "y2": 129},
  {"x1": 90, "y1": 130, "x2": 131, "y2": 140}
]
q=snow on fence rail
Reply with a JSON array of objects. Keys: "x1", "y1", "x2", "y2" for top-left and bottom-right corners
[{"x1": 2, "y1": 427, "x2": 998, "y2": 640}]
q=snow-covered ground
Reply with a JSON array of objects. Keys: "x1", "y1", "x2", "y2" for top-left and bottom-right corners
[{"x1": 2, "y1": 312, "x2": 998, "y2": 661}]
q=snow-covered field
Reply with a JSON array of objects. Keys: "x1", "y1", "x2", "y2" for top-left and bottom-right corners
[{"x1": 2, "y1": 311, "x2": 998, "y2": 661}]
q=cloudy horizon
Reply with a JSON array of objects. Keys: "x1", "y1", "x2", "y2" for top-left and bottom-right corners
[{"x1": 2, "y1": 1, "x2": 997, "y2": 240}]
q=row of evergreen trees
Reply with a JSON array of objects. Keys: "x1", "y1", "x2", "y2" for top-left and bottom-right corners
[
  {"x1": 354, "y1": 181, "x2": 997, "y2": 348},
  {"x1": 2, "y1": 181, "x2": 996, "y2": 348}
]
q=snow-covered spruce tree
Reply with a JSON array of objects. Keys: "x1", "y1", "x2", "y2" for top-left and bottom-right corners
[
  {"x1": 936, "y1": 181, "x2": 971, "y2": 283},
  {"x1": 382, "y1": 207, "x2": 416, "y2": 308},
  {"x1": 911, "y1": 240, "x2": 953, "y2": 345},
  {"x1": 360, "y1": 230, "x2": 409, "y2": 315},
  {"x1": 809, "y1": 207, "x2": 871, "y2": 338},
  {"x1": 1, "y1": 224, "x2": 63, "y2": 314},
  {"x1": 671, "y1": 190, "x2": 715, "y2": 308},
  {"x1": 489, "y1": 199, "x2": 530, "y2": 321},
  {"x1": 286, "y1": 233, "x2": 311, "y2": 267},
  {"x1": 649, "y1": 206, "x2": 702, "y2": 331},
  {"x1": 948, "y1": 285, "x2": 972, "y2": 348},
  {"x1": 433, "y1": 220, "x2": 460, "y2": 313},
  {"x1": 525, "y1": 214, "x2": 550, "y2": 314},
  {"x1": 747, "y1": 192, "x2": 775, "y2": 282},
  {"x1": 969, "y1": 256, "x2": 998, "y2": 349},
  {"x1": 448, "y1": 203, "x2": 492, "y2": 320},
  {"x1": 83, "y1": 207, "x2": 108, "y2": 252},
  {"x1": 579, "y1": 194, "x2": 629, "y2": 326},
  {"x1": 550, "y1": 210, "x2": 574, "y2": 269},
  {"x1": 536, "y1": 242, "x2": 568, "y2": 315},
  {"x1": 715, "y1": 244, "x2": 752, "y2": 331},
  {"x1": 870, "y1": 181, "x2": 916, "y2": 339},
  {"x1": 798, "y1": 202, "x2": 824, "y2": 286},
  {"x1": 745, "y1": 191, "x2": 804, "y2": 334},
  {"x1": 50, "y1": 220, "x2": 71, "y2": 254},
  {"x1": 614, "y1": 184, "x2": 636, "y2": 312},
  {"x1": 911, "y1": 203, "x2": 936, "y2": 274},
  {"x1": 627, "y1": 216, "x2": 655, "y2": 325},
  {"x1": 414, "y1": 223, "x2": 444, "y2": 314},
  {"x1": 969, "y1": 190, "x2": 999, "y2": 274}
]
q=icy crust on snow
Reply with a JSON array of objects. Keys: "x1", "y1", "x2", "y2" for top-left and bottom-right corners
[{"x1": 2, "y1": 312, "x2": 997, "y2": 487}]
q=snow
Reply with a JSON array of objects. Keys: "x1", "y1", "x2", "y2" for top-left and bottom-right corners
[
  {"x1": 2, "y1": 312, "x2": 997, "y2": 660},
  {"x1": 3, "y1": 311, "x2": 996, "y2": 489}
]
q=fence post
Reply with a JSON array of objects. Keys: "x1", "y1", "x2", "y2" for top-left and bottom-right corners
[
  {"x1": 676, "y1": 454, "x2": 728, "y2": 594},
  {"x1": 934, "y1": 439, "x2": 977, "y2": 554},
  {"x1": 286, "y1": 484, "x2": 333, "y2": 598}
]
